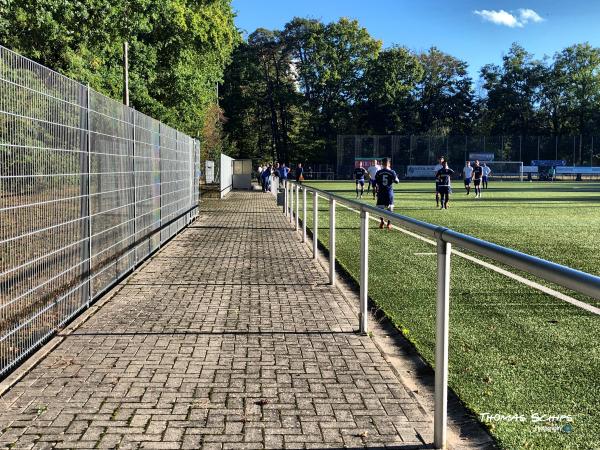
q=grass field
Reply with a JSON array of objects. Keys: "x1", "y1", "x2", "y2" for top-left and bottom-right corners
[{"x1": 300, "y1": 180, "x2": 600, "y2": 450}]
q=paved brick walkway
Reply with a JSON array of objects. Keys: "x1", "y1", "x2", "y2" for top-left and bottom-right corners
[{"x1": 0, "y1": 192, "x2": 435, "y2": 449}]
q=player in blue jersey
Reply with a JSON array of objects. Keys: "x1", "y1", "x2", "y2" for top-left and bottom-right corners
[
  {"x1": 433, "y1": 156, "x2": 445, "y2": 207},
  {"x1": 436, "y1": 161, "x2": 454, "y2": 209},
  {"x1": 353, "y1": 162, "x2": 368, "y2": 198},
  {"x1": 472, "y1": 160, "x2": 483, "y2": 198},
  {"x1": 375, "y1": 157, "x2": 399, "y2": 229}
]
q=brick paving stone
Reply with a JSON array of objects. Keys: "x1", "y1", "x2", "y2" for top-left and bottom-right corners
[{"x1": 0, "y1": 191, "x2": 437, "y2": 449}]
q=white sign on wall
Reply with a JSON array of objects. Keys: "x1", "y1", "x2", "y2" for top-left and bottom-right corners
[
  {"x1": 205, "y1": 160, "x2": 215, "y2": 184},
  {"x1": 406, "y1": 165, "x2": 438, "y2": 178}
]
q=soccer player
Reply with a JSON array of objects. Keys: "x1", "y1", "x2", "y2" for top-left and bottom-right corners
[
  {"x1": 436, "y1": 161, "x2": 454, "y2": 209},
  {"x1": 353, "y1": 162, "x2": 368, "y2": 198},
  {"x1": 482, "y1": 163, "x2": 491, "y2": 189},
  {"x1": 375, "y1": 157, "x2": 399, "y2": 229},
  {"x1": 433, "y1": 156, "x2": 445, "y2": 207},
  {"x1": 463, "y1": 161, "x2": 473, "y2": 195},
  {"x1": 366, "y1": 159, "x2": 381, "y2": 198},
  {"x1": 472, "y1": 160, "x2": 483, "y2": 198}
]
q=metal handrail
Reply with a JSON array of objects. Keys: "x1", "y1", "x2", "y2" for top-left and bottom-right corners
[
  {"x1": 287, "y1": 181, "x2": 600, "y2": 299},
  {"x1": 282, "y1": 180, "x2": 600, "y2": 450}
]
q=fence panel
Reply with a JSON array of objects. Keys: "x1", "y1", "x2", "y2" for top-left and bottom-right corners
[
  {"x1": 0, "y1": 46, "x2": 199, "y2": 377},
  {"x1": 337, "y1": 134, "x2": 600, "y2": 178}
]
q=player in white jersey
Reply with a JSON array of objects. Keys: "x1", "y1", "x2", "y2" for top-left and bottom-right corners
[
  {"x1": 433, "y1": 156, "x2": 445, "y2": 207},
  {"x1": 366, "y1": 160, "x2": 381, "y2": 198},
  {"x1": 482, "y1": 163, "x2": 491, "y2": 189},
  {"x1": 463, "y1": 161, "x2": 473, "y2": 195}
]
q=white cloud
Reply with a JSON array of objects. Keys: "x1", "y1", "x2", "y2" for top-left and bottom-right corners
[
  {"x1": 474, "y1": 8, "x2": 545, "y2": 28},
  {"x1": 517, "y1": 8, "x2": 544, "y2": 24}
]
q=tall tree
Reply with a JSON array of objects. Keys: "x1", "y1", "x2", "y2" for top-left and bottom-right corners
[
  {"x1": 0, "y1": 0, "x2": 240, "y2": 136},
  {"x1": 479, "y1": 43, "x2": 545, "y2": 135},
  {"x1": 283, "y1": 17, "x2": 381, "y2": 162},
  {"x1": 417, "y1": 47, "x2": 474, "y2": 134},
  {"x1": 359, "y1": 46, "x2": 423, "y2": 134},
  {"x1": 551, "y1": 43, "x2": 600, "y2": 135}
]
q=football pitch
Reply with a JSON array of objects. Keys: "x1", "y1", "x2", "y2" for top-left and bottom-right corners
[{"x1": 300, "y1": 180, "x2": 599, "y2": 450}]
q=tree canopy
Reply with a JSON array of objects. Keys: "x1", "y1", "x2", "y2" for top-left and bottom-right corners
[
  {"x1": 221, "y1": 17, "x2": 600, "y2": 165},
  {"x1": 0, "y1": 0, "x2": 240, "y2": 137}
]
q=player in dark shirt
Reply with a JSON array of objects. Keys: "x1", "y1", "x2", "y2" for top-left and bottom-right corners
[
  {"x1": 353, "y1": 163, "x2": 368, "y2": 198},
  {"x1": 435, "y1": 161, "x2": 454, "y2": 209},
  {"x1": 472, "y1": 160, "x2": 483, "y2": 198},
  {"x1": 375, "y1": 157, "x2": 399, "y2": 229}
]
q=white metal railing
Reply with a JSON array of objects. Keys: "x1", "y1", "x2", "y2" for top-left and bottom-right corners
[{"x1": 282, "y1": 180, "x2": 600, "y2": 450}]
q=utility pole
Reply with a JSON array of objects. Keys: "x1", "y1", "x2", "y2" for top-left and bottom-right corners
[{"x1": 123, "y1": 41, "x2": 129, "y2": 106}]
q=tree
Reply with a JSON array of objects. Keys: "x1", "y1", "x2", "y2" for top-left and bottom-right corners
[
  {"x1": 359, "y1": 46, "x2": 423, "y2": 134},
  {"x1": 551, "y1": 43, "x2": 600, "y2": 135},
  {"x1": 416, "y1": 47, "x2": 474, "y2": 134},
  {"x1": 0, "y1": 0, "x2": 240, "y2": 136},
  {"x1": 479, "y1": 43, "x2": 545, "y2": 135},
  {"x1": 283, "y1": 17, "x2": 381, "y2": 162}
]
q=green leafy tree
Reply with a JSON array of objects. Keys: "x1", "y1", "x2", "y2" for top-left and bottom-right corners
[
  {"x1": 417, "y1": 47, "x2": 474, "y2": 134},
  {"x1": 551, "y1": 43, "x2": 600, "y2": 135},
  {"x1": 479, "y1": 43, "x2": 545, "y2": 135},
  {"x1": 0, "y1": 0, "x2": 240, "y2": 136},
  {"x1": 359, "y1": 46, "x2": 423, "y2": 134},
  {"x1": 283, "y1": 17, "x2": 381, "y2": 162}
]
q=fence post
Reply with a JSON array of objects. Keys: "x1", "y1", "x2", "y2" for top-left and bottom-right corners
[
  {"x1": 313, "y1": 193, "x2": 318, "y2": 259},
  {"x1": 158, "y1": 122, "x2": 162, "y2": 247},
  {"x1": 329, "y1": 197, "x2": 336, "y2": 285},
  {"x1": 302, "y1": 187, "x2": 307, "y2": 243},
  {"x1": 81, "y1": 84, "x2": 92, "y2": 307},
  {"x1": 295, "y1": 184, "x2": 299, "y2": 231},
  {"x1": 434, "y1": 237, "x2": 451, "y2": 450},
  {"x1": 131, "y1": 108, "x2": 137, "y2": 267},
  {"x1": 359, "y1": 209, "x2": 369, "y2": 334}
]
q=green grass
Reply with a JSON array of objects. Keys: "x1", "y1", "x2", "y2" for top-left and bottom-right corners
[{"x1": 300, "y1": 180, "x2": 600, "y2": 450}]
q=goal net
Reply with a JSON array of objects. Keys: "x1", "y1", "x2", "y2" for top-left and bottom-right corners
[{"x1": 483, "y1": 161, "x2": 524, "y2": 182}]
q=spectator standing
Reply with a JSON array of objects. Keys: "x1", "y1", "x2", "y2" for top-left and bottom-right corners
[
  {"x1": 295, "y1": 163, "x2": 304, "y2": 183},
  {"x1": 261, "y1": 165, "x2": 272, "y2": 192}
]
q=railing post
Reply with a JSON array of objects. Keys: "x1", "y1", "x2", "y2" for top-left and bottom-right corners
[
  {"x1": 288, "y1": 183, "x2": 294, "y2": 223},
  {"x1": 359, "y1": 209, "x2": 369, "y2": 334},
  {"x1": 434, "y1": 238, "x2": 451, "y2": 450},
  {"x1": 329, "y1": 197, "x2": 336, "y2": 285},
  {"x1": 284, "y1": 180, "x2": 288, "y2": 216},
  {"x1": 313, "y1": 193, "x2": 318, "y2": 259},
  {"x1": 302, "y1": 187, "x2": 307, "y2": 243},
  {"x1": 295, "y1": 183, "x2": 299, "y2": 231}
]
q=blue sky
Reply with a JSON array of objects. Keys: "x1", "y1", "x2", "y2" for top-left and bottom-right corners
[{"x1": 231, "y1": 0, "x2": 600, "y2": 82}]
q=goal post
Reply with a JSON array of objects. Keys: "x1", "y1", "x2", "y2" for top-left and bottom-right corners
[{"x1": 484, "y1": 161, "x2": 524, "y2": 182}]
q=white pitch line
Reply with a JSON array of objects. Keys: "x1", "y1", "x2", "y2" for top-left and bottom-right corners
[{"x1": 335, "y1": 202, "x2": 600, "y2": 316}]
